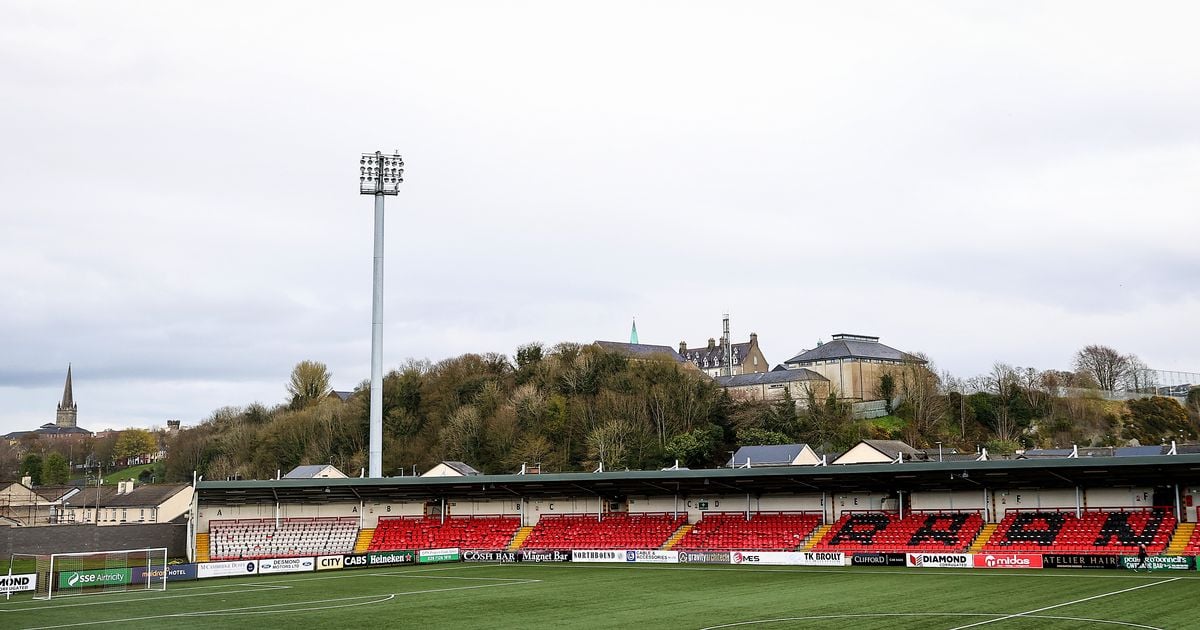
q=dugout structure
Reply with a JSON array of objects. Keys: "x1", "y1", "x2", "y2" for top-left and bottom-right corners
[{"x1": 9, "y1": 547, "x2": 167, "y2": 600}]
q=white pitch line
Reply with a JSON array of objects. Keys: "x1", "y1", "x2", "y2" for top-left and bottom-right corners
[
  {"x1": 700, "y1": 612, "x2": 1164, "y2": 630},
  {"x1": 0, "y1": 583, "x2": 290, "y2": 613},
  {"x1": 493, "y1": 562, "x2": 1200, "y2": 581},
  {"x1": 177, "y1": 593, "x2": 396, "y2": 617},
  {"x1": 17, "y1": 575, "x2": 541, "y2": 629},
  {"x1": 946, "y1": 577, "x2": 1182, "y2": 630}
]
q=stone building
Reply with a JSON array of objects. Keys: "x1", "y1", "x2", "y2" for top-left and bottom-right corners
[{"x1": 782, "y1": 334, "x2": 926, "y2": 401}]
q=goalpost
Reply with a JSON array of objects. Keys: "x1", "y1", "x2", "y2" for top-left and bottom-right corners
[{"x1": 8, "y1": 547, "x2": 167, "y2": 600}]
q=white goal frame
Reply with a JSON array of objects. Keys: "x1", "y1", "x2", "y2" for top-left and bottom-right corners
[{"x1": 9, "y1": 547, "x2": 168, "y2": 600}]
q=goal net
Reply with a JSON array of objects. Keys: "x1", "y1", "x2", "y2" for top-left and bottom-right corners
[{"x1": 8, "y1": 548, "x2": 167, "y2": 600}]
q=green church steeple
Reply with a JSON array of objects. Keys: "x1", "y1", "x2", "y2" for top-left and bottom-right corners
[{"x1": 630, "y1": 318, "x2": 639, "y2": 344}]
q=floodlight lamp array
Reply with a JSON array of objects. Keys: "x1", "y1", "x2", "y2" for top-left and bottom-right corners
[{"x1": 360, "y1": 151, "x2": 404, "y2": 195}]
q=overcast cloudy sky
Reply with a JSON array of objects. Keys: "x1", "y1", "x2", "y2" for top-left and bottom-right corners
[{"x1": 2, "y1": 1, "x2": 1198, "y2": 434}]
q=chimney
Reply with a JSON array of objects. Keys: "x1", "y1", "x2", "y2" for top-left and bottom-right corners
[
  {"x1": 749, "y1": 332, "x2": 758, "y2": 347},
  {"x1": 679, "y1": 341, "x2": 688, "y2": 354},
  {"x1": 21, "y1": 475, "x2": 31, "y2": 487},
  {"x1": 707, "y1": 338, "x2": 716, "y2": 350}
]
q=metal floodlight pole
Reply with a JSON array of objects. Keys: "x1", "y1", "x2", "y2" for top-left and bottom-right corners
[{"x1": 360, "y1": 150, "x2": 404, "y2": 478}]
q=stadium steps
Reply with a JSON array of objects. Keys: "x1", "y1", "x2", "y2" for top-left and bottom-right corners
[
  {"x1": 354, "y1": 528, "x2": 375, "y2": 554},
  {"x1": 507, "y1": 526, "x2": 535, "y2": 550},
  {"x1": 1166, "y1": 522, "x2": 1195, "y2": 555},
  {"x1": 804, "y1": 524, "x2": 832, "y2": 551},
  {"x1": 195, "y1": 532, "x2": 210, "y2": 563},
  {"x1": 661, "y1": 524, "x2": 694, "y2": 550},
  {"x1": 969, "y1": 523, "x2": 999, "y2": 553}
]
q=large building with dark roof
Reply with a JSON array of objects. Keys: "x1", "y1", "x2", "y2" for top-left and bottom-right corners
[{"x1": 782, "y1": 334, "x2": 926, "y2": 401}]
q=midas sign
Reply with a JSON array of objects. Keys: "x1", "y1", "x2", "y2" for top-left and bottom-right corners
[
  {"x1": 973, "y1": 554, "x2": 1043, "y2": 569},
  {"x1": 59, "y1": 568, "x2": 131, "y2": 589}
]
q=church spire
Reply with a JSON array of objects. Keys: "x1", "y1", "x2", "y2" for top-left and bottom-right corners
[
  {"x1": 630, "y1": 318, "x2": 639, "y2": 345},
  {"x1": 56, "y1": 364, "x2": 78, "y2": 428},
  {"x1": 61, "y1": 364, "x2": 74, "y2": 407}
]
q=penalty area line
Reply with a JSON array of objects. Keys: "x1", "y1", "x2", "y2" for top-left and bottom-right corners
[
  {"x1": 0, "y1": 583, "x2": 291, "y2": 613},
  {"x1": 18, "y1": 576, "x2": 541, "y2": 628},
  {"x1": 946, "y1": 577, "x2": 1182, "y2": 630}
]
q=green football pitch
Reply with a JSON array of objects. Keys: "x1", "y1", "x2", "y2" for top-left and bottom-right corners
[{"x1": 1, "y1": 563, "x2": 1193, "y2": 629}]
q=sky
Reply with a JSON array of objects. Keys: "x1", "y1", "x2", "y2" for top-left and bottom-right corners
[{"x1": 2, "y1": 1, "x2": 1198, "y2": 434}]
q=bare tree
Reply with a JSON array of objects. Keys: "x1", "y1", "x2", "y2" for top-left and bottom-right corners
[
  {"x1": 897, "y1": 356, "x2": 947, "y2": 444},
  {"x1": 1073, "y1": 345, "x2": 1129, "y2": 392},
  {"x1": 987, "y1": 363, "x2": 1021, "y2": 441},
  {"x1": 1121, "y1": 354, "x2": 1155, "y2": 393}
]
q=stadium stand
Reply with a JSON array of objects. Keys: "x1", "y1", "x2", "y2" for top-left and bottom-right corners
[
  {"x1": 811, "y1": 511, "x2": 984, "y2": 553},
  {"x1": 520, "y1": 512, "x2": 686, "y2": 549},
  {"x1": 981, "y1": 507, "x2": 1175, "y2": 554},
  {"x1": 209, "y1": 517, "x2": 358, "y2": 560},
  {"x1": 367, "y1": 515, "x2": 521, "y2": 551},
  {"x1": 674, "y1": 512, "x2": 822, "y2": 551}
]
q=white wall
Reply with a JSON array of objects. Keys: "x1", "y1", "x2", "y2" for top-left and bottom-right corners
[
  {"x1": 832, "y1": 492, "x2": 887, "y2": 518},
  {"x1": 909, "y1": 491, "x2": 985, "y2": 512},
  {"x1": 445, "y1": 498, "x2": 522, "y2": 517},
  {"x1": 1086, "y1": 487, "x2": 1153, "y2": 509}
]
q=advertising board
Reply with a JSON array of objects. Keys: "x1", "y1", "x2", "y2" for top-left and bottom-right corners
[
  {"x1": 0, "y1": 574, "x2": 37, "y2": 593},
  {"x1": 729, "y1": 552, "x2": 805, "y2": 566},
  {"x1": 317, "y1": 555, "x2": 344, "y2": 571},
  {"x1": 258, "y1": 557, "x2": 315, "y2": 574},
  {"x1": 1041, "y1": 554, "x2": 1122, "y2": 570},
  {"x1": 851, "y1": 553, "x2": 906, "y2": 567},
  {"x1": 800, "y1": 551, "x2": 844, "y2": 566},
  {"x1": 905, "y1": 553, "x2": 972, "y2": 569},
  {"x1": 570, "y1": 550, "x2": 625, "y2": 563},
  {"x1": 343, "y1": 554, "x2": 370, "y2": 569},
  {"x1": 367, "y1": 551, "x2": 416, "y2": 566},
  {"x1": 131, "y1": 564, "x2": 198, "y2": 583},
  {"x1": 418, "y1": 548, "x2": 461, "y2": 564},
  {"x1": 677, "y1": 551, "x2": 731, "y2": 564},
  {"x1": 522, "y1": 550, "x2": 572, "y2": 563},
  {"x1": 198, "y1": 560, "x2": 258, "y2": 578},
  {"x1": 972, "y1": 554, "x2": 1043, "y2": 569},
  {"x1": 462, "y1": 550, "x2": 521, "y2": 563},
  {"x1": 625, "y1": 550, "x2": 678, "y2": 564},
  {"x1": 58, "y1": 568, "x2": 132, "y2": 589},
  {"x1": 1121, "y1": 556, "x2": 1194, "y2": 571}
]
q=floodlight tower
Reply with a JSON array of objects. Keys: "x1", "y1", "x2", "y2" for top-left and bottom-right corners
[{"x1": 360, "y1": 151, "x2": 404, "y2": 478}]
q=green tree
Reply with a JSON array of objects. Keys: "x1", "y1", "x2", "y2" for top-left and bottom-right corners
[
  {"x1": 287, "y1": 360, "x2": 332, "y2": 409},
  {"x1": 19, "y1": 453, "x2": 43, "y2": 485},
  {"x1": 664, "y1": 424, "x2": 722, "y2": 468},
  {"x1": 114, "y1": 429, "x2": 158, "y2": 462},
  {"x1": 878, "y1": 372, "x2": 896, "y2": 415},
  {"x1": 41, "y1": 452, "x2": 70, "y2": 485},
  {"x1": 736, "y1": 427, "x2": 792, "y2": 446}
]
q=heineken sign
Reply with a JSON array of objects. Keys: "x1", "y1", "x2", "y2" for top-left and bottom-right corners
[
  {"x1": 367, "y1": 551, "x2": 416, "y2": 566},
  {"x1": 59, "y1": 568, "x2": 132, "y2": 589}
]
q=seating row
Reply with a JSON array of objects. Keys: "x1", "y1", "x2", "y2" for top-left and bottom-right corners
[
  {"x1": 811, "y1": 512, "x2": 984, "y2": 553},
  {"x1": 368, "y1": 515, "x2": 521, "y2": 552},
  {"x1": 676, "y1": 512, "x2": 822, "y2": 551},
  {"x1": 210, "y1": 517, "x2": 358, "y2": 560},
  {"x1": 521, "y1": 513, "x2": 686, "y2": 550},
  {"x1": 981, "y1": 508, "x2": 1175, "y2": 555}
]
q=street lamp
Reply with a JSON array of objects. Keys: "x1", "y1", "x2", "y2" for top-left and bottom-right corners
[{"x1": 360, "y1": 151, "x2": 404, "y2": 478}]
